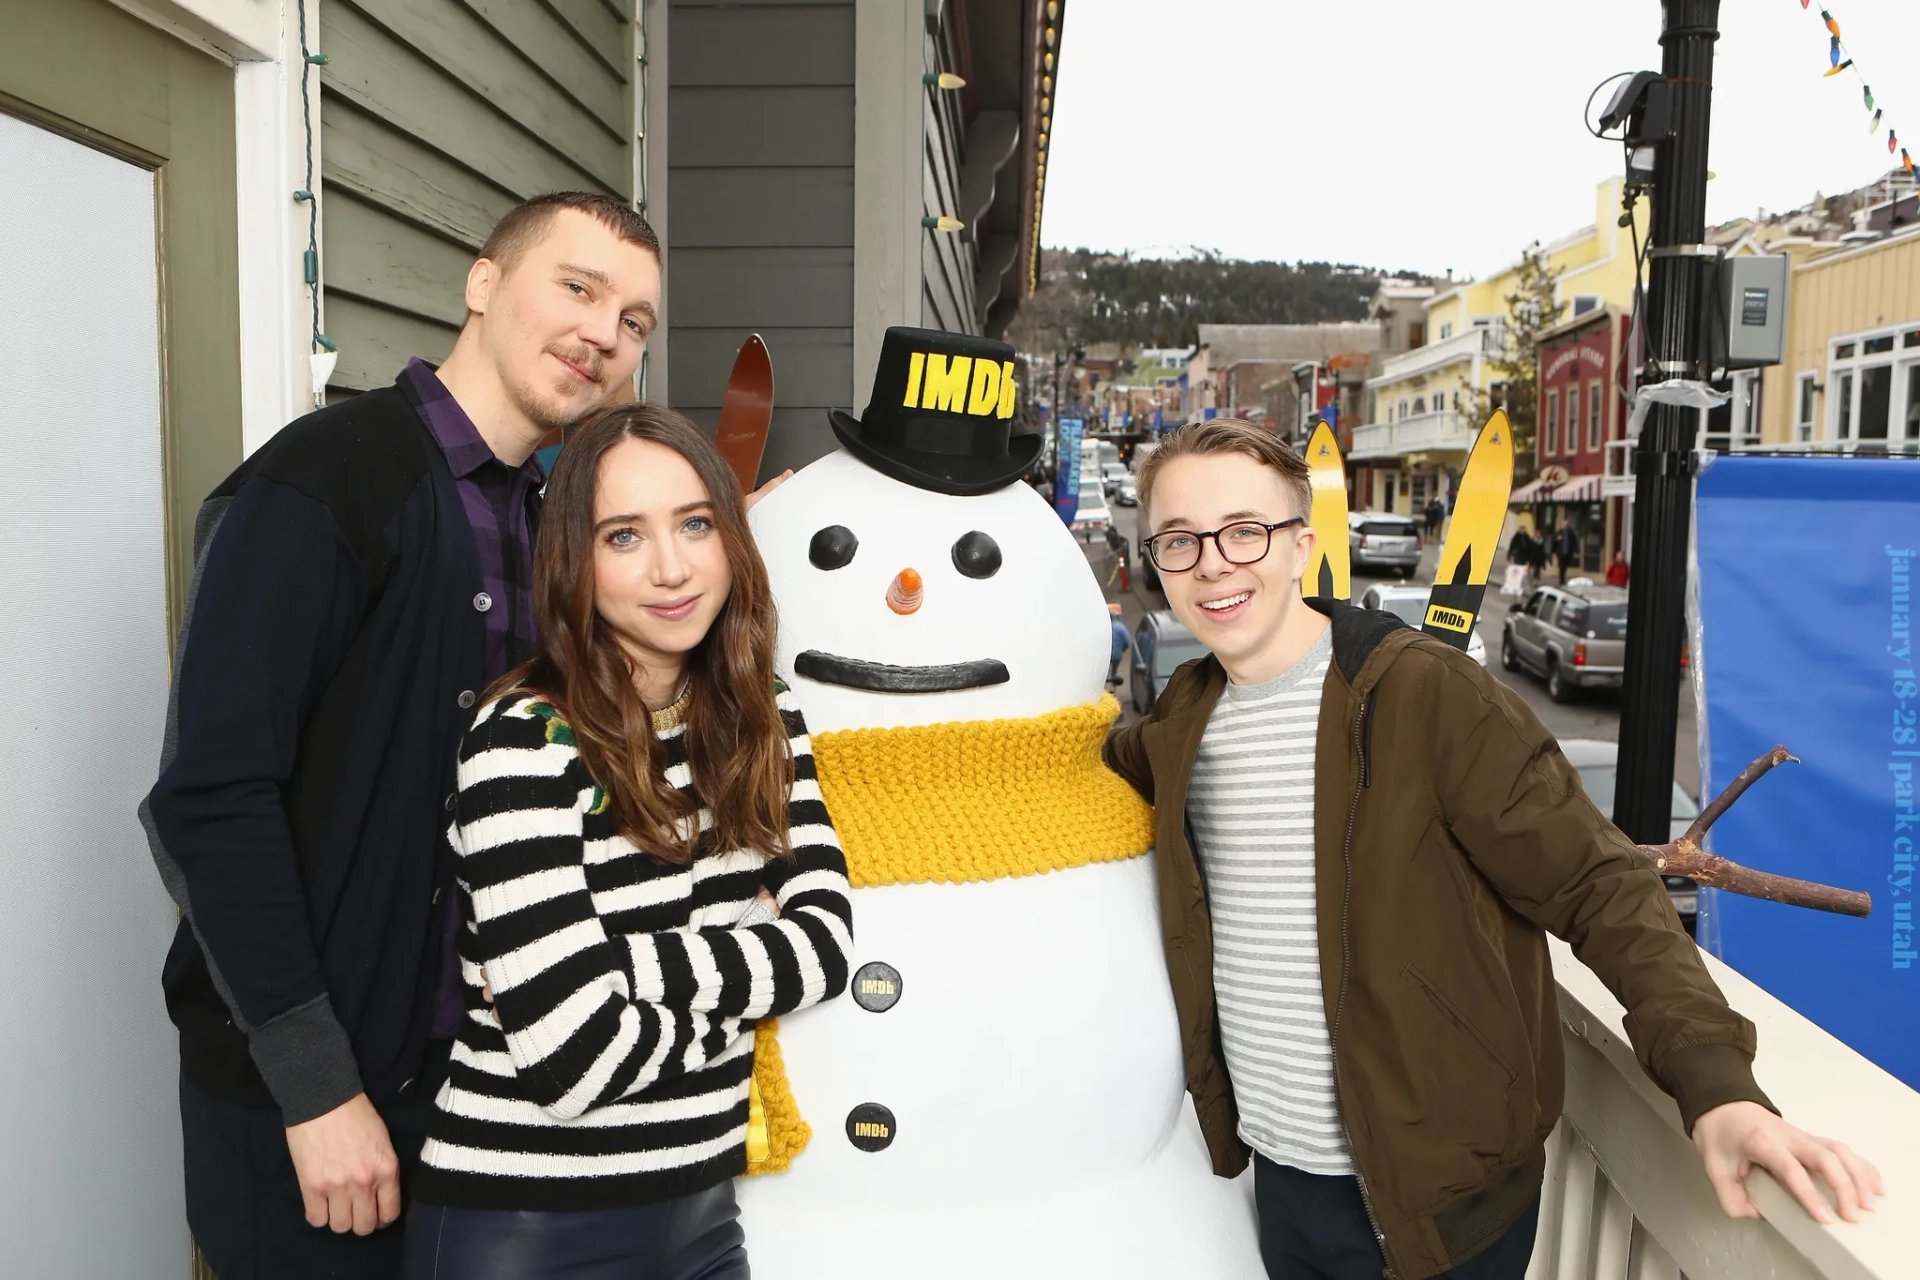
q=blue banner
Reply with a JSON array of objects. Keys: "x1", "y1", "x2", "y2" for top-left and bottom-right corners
[
  {"x1": 1694, "y1": 454, "x2": 1920, "y2": 1086},
  {"x1": 1054, "y1": 416, "x2": 1084, "y2": 524}
]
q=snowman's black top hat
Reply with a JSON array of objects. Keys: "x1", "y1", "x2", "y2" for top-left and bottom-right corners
[{"x1": 829, "y1": 326, "x2": 1040, "y2": 496}]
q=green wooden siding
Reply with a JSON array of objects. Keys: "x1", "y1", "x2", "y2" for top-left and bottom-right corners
[
  {"x1": 921, "y1": 11, "x2": 978, "y2": 336},
  {"x1": 320, "y1": 0, "x2": 634, "y2": 393},
  {"x1": 666, "y1": 0, "x2": 855, "y2": 481}
]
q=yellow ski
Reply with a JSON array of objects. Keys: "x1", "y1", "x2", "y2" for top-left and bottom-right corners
[
  {"x1": 1423, "y1": 409, "x2": 1515, "y2": 650},
  {"x1": 1304, "y1": 419, "x2": 1350, "y2": 601}
]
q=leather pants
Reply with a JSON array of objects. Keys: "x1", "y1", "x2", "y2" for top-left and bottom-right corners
[{"x1": 402, "y1": 1182, "x2": 748, "y2": 1280}]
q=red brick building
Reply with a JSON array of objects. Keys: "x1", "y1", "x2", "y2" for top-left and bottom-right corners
[{"x1": 1516, "y1": 306, "x2": 1632, "y2": 572}]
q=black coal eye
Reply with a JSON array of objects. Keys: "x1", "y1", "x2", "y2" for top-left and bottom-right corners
[
  {"x1": 951, "y1": 530, "x2": 1001, "y2": 579},
  {"x1": 809, "y1": 525, "x2": 858, "y2": 570}
]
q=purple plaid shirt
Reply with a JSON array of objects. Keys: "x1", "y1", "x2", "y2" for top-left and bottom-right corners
[
  {"x1": 400, "y1": 358, "x2": 544, "y2": 1038},
  {"x1": 402, "y1": 358, "x2": 542, "y2": 682}
]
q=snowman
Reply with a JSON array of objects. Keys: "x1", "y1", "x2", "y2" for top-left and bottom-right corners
[{"x1": 737, "y1": 327, "x2": 1262, "y2": 1279}]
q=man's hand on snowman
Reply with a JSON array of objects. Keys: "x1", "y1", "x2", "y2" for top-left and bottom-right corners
[{"x1": 745, "y1": 471, "x2": 794, "y2": 512}]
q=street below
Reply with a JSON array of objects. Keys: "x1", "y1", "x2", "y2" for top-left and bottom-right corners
[{"x1": 1097, "y1": 502, "x2": 1700, "y2": 802}]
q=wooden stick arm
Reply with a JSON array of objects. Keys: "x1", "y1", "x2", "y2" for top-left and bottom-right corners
[
  {"x1": 1638, "y1": 838, "x2": 1873, "y2": 918},
  {"x1": 1630, "y1": 742, "x2": 1872, "y2": 918}
]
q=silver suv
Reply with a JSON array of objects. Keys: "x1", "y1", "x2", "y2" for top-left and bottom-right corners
[
  {"x1": 1347, "y1": 512, "x2": 1422, "y2": 576},
  {"x1": 1500, "y1": 584, "x2": 1628, "y2": 703}
]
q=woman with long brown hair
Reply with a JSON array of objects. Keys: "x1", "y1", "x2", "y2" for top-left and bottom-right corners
[{"x1": 403, "y1": 404, "x2": 851, "y2": 1279}]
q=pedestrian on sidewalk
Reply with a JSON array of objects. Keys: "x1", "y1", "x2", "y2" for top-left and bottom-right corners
[
  {"x1": 1111, "y1": 417, "x2": 1881, "y2": 1280},
  {"x1": 1606, "y1": 551, "x2": 1630, "y2": 587},
  {"x1": 1109, "y1": 602, "x2": 1131, "y2": 687},
  {"x1": 1507, "y1": 527, "x2": 1535, "y2": 588},
  {"x1": 1554, "y1": 519, "x2": 1579, "y2": 585},
  {"x1": 1526, "y1": 523, "x2": 1549, "y2": 582}
]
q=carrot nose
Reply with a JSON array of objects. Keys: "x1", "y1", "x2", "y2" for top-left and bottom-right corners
[{"x1": 886, "y1": 568, "x2": 924, "y2": 615}]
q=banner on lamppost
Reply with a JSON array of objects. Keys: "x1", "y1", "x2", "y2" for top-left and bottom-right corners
[
  {"x1": 1053, "y1": 416, "x2": 1084, "y2": 525},
  {"x1": 1693, "y1": 453, "x2": 1918, "y2": 1088}
]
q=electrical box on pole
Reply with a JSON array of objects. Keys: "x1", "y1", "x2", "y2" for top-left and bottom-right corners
[{"x1": 1712, "y1": 253, "x2": 1790, "y2": 370}]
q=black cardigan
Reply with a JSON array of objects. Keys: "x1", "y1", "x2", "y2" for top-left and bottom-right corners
[{"x1": 143, "y1": 376, "x2": 507, "y2": 1124}]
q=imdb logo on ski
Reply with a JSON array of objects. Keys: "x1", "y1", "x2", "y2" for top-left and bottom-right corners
[
  {"x1": 902, "y1": 352, "x2": 1019, "y2": 419},
  {"x1": 1424, "y1": 604, "x2": 1474, "y2": 635}
]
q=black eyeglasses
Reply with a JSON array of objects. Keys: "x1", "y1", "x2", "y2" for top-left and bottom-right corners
[{"x1": 1142, "y1": 518, "x2": 1305, "y2": 573}]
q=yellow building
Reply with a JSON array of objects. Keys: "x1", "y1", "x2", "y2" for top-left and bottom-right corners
[
  {"x1": 1752, "y1": 223, "x2": 1920, "y2": 451},
  {"x1": 1354, "y1": 178, "x2": 1649, "y2": 513}
]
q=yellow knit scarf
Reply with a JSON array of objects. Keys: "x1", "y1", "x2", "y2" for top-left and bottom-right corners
[
  {"x1": 741, "y1": 694, "x2": 1152, "y2": 1176},
  {"x1": 810, "y1": 693, "x2": 1155, "y2": 888}
]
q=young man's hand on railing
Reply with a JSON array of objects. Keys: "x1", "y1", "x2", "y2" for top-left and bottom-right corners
[{"x1": 1694, "y1": 1100, "x2": 1884, "y2": 1225}]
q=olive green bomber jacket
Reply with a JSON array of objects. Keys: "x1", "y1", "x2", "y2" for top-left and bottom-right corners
[{"x1": 1103, "y1": 599, "x2": 1773, "y2": 1280}]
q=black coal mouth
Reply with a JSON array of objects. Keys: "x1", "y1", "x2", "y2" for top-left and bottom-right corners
[{"x1": 794, "y1": 650, "x2": 1010, "y2": 693}]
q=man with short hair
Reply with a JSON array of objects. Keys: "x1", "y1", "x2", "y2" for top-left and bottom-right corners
[
  {"x1": 1554, "y1": 518, "x2": 1579, "y2": 584},
  {"x1": 1105, "y1": 418, "x2": 1880, "y2": 1280},
  {"x1": 144, "y1": 192, "x2": 663, "y2": 1279}
]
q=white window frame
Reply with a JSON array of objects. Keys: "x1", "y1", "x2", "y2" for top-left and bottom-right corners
[
  {"x1": 1795, "y1": 371, "x2": 1817, "y2": 443},
  {"x1": 1729, "y1": 370, "x2": 1764, "y2": 451},
  {"x1": 1587, "y1": 377, "x2": 1604, "y2": 451},
  {"x1": 1826, "y1": 321, "x2": 1920, "y2": 447},
  {"x1": 1567, "y1": 384, "x2": 1581, "y2": 454}
]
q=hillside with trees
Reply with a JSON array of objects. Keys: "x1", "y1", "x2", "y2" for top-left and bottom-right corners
[{"x1": 1008, "y1": 247, "x2": 1436, "y2": 353}]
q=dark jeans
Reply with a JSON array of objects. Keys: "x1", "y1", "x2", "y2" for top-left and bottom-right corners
[
  {"x1": 1254, "y1": 1155, "x2": 1539, "y2": 1280},
  {"x1": 180, "y1": 1040, "x2": 449, "y2": 1280},
  {"x1": 402, "y1": 1184, "x2": 748, "y2": 1280}
]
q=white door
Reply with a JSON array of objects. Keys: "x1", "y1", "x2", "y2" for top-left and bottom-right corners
[{"x1": 0, "y1": 111, "x2": 188, "y2": 1274}]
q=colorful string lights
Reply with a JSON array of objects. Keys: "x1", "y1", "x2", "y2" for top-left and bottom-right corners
[{"x1": 1801, "y1": 3, "x2": 1917, "y2": 177}]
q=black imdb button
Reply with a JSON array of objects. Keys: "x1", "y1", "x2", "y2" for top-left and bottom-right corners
[
  {"x1": 850, "y1": 961, "x2": 902, "y2": 1013},
  {"x1": 846, "y1": 1103, "x2": 896, "y2": 1152}
]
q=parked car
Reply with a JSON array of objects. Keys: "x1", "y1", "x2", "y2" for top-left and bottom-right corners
[
  {"x1": 1113, "y1": 476, "x2": 1138, "y2": 507},
  {"x1": 1558, "y1": 737, "x2": 1701, "y2": 930},
  {"x1": 1501, "y1": 584, "x2": 1628, "y2": 703},
  {"x1": 1130, "y1": 610, "x2": 1210, "y2": 713},
  {"x1": 1358, "y1": 583, "x2": 1487, "y2": 666},
  {"x1": 1348, "y1": 512, "x2": 1423, "y2": 577},
  {"x1": 1101, "y1": 461, "x2": 1130, "y2": 496},
  {"x1": 1070, "y1": 479, "x2": 1111, "y2": 540}
]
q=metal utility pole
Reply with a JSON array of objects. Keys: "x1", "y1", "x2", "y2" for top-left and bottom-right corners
[{"x1": 1615, "y1": 0, "x2": 1719, "y2": 843}]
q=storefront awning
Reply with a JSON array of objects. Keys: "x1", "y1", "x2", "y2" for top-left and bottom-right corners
[
  {"x1": 1509, "y1": 472, "x2": 1604, "y2": 505},
  {"x1": 1554, "y1": 473, "x2": 1603, "y2": 502}
]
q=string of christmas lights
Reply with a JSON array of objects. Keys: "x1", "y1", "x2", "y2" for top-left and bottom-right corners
[{"x1": 1801, "y1": 1, "x2": 1917, "y2": 178}]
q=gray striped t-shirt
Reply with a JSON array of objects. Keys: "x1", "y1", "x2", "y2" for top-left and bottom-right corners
[{"x1": 1189, "y1": 625, "x2": 1352, "y2": 1175}]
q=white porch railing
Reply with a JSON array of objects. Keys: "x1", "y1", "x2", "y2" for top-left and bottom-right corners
[
  {"x1": 1530, "y1": 938, "x2": 1917, "y2": 1280},
  {"x1": 1349, "y1": 410, "x2": 1476, "y2": 459},
  {"x1": 1369, "y1": 324, "x2": 1507, "y2": 385}
]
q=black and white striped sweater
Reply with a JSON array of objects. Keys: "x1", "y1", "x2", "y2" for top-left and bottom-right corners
[{"x1": 413, "y1": 686, "x2": 853, "y2": 1211}]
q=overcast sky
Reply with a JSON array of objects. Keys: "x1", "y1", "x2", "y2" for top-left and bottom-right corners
[{"x1": 1042, "y1": 0, "x2": 1920, "y2": 278}]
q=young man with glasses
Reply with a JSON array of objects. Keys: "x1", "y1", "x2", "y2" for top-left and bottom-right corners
[{"x1": 1103, "y1": 418, "x2": 1878, "y2": 1280}]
